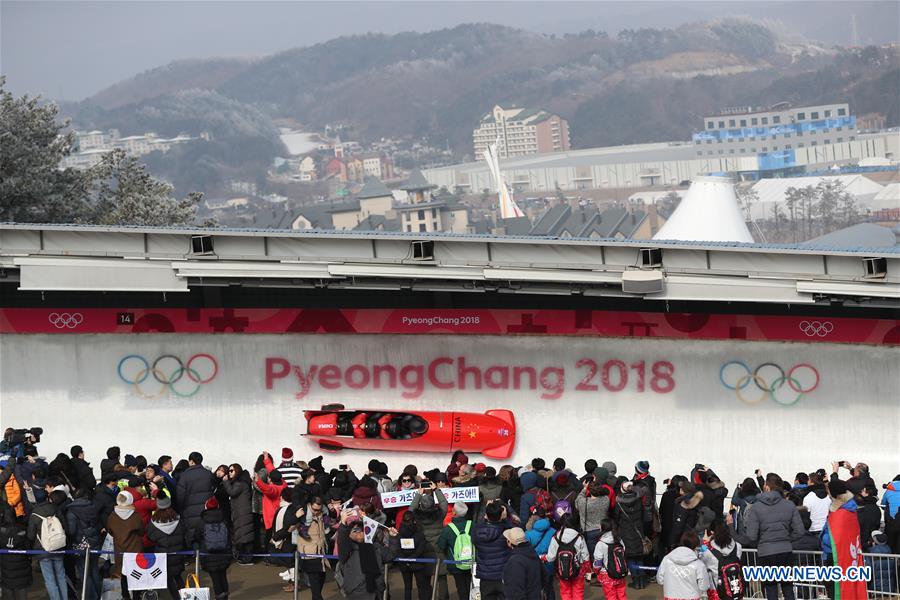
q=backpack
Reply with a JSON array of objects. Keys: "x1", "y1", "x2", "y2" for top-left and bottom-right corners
[
  {"x1": 553, "y1": 530, "x2": 582, "y2": 582},
  {"x1": 552, "y1": 498, "x2": 572, "y2": 523},
  {"x1": 204, "y1": 521, "x2": 229, "y2": 552},
  {"x1": 533, "y1": 487, "x2": 554, "y2": 514},
  {"x1": 448, "y1": 521, "x2": 474, "y2": 570},
  {"x1": 605, "y1": 540, "x2": 629, "y2": 580},
  {"x1": 36, "y1": 513, "x2": 67, "y2": 551},
  {"x1": 710, "y1": 546, "x2": 745, "y2": 600}
]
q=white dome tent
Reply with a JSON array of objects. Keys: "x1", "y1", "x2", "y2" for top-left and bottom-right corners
[{"x1": 653, "y1": 176, "x2": 754, "y2": 243}]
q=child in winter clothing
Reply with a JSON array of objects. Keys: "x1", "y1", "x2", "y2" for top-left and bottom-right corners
[
  {"x1": 543, "y1": 515, "x2": 589, "y2": 600},
  {"x1": 867, "y1": 531, "x2": 897, "y2": 594},
  {"x1": 699, "y1": 519, "x2": 742, "y2": 600},
  {"x1": 657, "y1": 531, "x2": 711, "y2": 600},
  {"x1": 592, "y1": 519, "x2": 628, "y2": 600}
]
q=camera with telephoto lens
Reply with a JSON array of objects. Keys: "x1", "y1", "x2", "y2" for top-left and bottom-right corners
[{"x1": 3, "y1": 427, "x2": 43, "y2": 445}]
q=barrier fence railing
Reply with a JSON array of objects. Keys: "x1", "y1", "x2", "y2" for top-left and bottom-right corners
[{"x1": 1, "y1": 547, "x2": 898, "y2": 600}]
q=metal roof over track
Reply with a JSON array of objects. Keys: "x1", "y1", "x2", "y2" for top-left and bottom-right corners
[{"x1": 1, "y1": 223, "x2": 897, "y2": 307}]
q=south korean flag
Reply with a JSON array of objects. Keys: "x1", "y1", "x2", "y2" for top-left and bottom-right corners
[{"x1": 122, "y1": 552, "x2": 168, "y2": 590}]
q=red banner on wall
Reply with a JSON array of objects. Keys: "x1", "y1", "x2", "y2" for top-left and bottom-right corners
[{"x1": 2, "y1": 308, "x2": 897, "y2": 345}]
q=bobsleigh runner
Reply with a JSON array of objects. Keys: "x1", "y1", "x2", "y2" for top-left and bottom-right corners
[{"x1": 303, "y1": 405, "x2": 516, "y2": 459}]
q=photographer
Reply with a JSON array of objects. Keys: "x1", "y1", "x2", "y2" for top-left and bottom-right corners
[
  {"x1": 830, "y1": 461, "x2": 875, "y2": 497},
  {"x1": 410, "y1": 476, "x2": 449, "y2": 600}
]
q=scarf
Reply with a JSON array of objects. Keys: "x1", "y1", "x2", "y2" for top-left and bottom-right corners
[{"x1": 358, "y1": 542, "x2": 380, "y2": 593}]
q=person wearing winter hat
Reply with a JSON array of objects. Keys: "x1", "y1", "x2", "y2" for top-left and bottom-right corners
[
  {"x1": 503, "y1": 526, "x2": 544, "y2": 600},
  {"x1": 123, "y1": 454, "x2": 138, "y2": 473},
  {"x1": 200, "y1": 495, "x2": 233, "y2": 599},
  {"x1": 867, "y1": 530, "x2": 894, "y2": 594},
  {"x1": 106, "y1": 489, "x2": 144, "y2": 598},
  {"x1": 818, "y1": 478, "x2": 866, "y2": 599},
  {"x1": 277, "y1": 448, "x2": 302, "y2": 487},
  {"x1": 147, "y1": 493, "x2": 187, "y2": 599}
]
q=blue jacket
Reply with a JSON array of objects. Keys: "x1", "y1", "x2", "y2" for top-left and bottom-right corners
[
  {"x1": 881, "y1": 480, "x2": 900, "y2": 519},
  {"x1": 820, "y1": 497, "x2": 857, "y2": 556},
  {"x1": 866, "y1": 542, "x2": 897, "y2": 593},
  {"x1": 518, "y1": 471, "x2": 539, "y2": 524},
  {"x1": 525, "y1": 519, "x2": 556, "y2": 556},
  {"x1": 473, "y1": 520, "x2": 511, "y2": 582}
]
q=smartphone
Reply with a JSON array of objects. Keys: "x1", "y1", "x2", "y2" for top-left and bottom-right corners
[
  {"x1": 339, "y1": 464, "x2": 349, "y2": 470},
  {"x1": 420, "y1": 479, "x2": 432, "y2": 487}
]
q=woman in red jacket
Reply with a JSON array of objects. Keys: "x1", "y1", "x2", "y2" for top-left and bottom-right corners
[{"x1": 254, "y1": 451, "x2": 287, "y2": 538}]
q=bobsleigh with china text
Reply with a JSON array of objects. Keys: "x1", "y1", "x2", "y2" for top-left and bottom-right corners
[{"x1": 303, "y1": 405, "x2": 516, "y2": 459}]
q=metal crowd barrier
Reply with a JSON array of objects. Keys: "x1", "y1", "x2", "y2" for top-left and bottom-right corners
[
  {"x1": 740, "y1": 548, "x2": 900, "y2": 599},
  {"x1": 0, "y1": 547, "x2": 471, "y2": 600}
]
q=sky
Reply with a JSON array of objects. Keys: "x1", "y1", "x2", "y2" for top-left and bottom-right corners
[{"x1": 2, "y1": 1, "x2": 898, "y2": 101}]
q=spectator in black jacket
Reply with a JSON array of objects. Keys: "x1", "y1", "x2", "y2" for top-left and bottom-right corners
[
  {"x1": 858, "y1": 484, "x2": 882, "y2": 550},
  {"x1": 66, "y1": 488, "x2": 102, "y2": 599},
  {"x1": 502, "y1": 527, "x2": 544, "y2": 600},
  {"x1": 830, "y1": 461, "x2": 875, "y2": 496},
  {"x1": 99, "y1": 446, "x2": 122, "y2": 478},
  {"x1": 176, "y1": 451, "x2": 215, "y2": 544},
  {"x1": 474, "y1": 502, "x2": 512, "y2": 600},
  {"x1": 668, "y1": 482, "x2": 703, "y2": 551},
  {"x1": 147, "y1": 496, "x2": 187, "y2": 599},
  {"x1": 0, "y1": 504, "x2": 32, "y2": 598},
  {"x1": 93, "y1": 473, "x2": 120, "y2": 529},
  {"x1": 69, "y1": 446, "x2": 96, "y2": 492},
  {"x1": 398, "y1": 512, "x2": 432, "y2": 600},
  {"x1": 292, "y1": 468, "x2": 324, "y2": 506}
]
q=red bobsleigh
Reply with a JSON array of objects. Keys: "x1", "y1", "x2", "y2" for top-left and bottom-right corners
[{"x1": 303, "y1": 405, "x2": 516, "y2": 459}]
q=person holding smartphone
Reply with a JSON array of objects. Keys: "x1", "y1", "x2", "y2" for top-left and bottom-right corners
[{"x1": 410, "y1": 478, "x2": 449, "y2": 600}]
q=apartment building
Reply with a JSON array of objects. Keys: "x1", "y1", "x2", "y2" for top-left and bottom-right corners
[
  {"x1": 473, "y1": 105, "x2": 570, "y2": 160},
  {"x1": 693, "y1": 102, "x2": 856, "y2": 168}
]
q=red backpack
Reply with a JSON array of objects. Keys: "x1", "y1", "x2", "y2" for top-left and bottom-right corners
[{"x1": 532, "y1": 487, "x2": 554, "y2": 514}]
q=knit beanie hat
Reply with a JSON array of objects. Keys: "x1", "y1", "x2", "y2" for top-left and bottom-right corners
[
  {"x1": 205, "y1": 497, "x2": 219, "y2": 510},
  {"x1": 595, "y1": 467, "x2": 609, "y2": 482},
  {"x1": 453, "y1": 502, "x2": 468, "y2": 517},
  {"x1": 116, "y1": 490, "x2": 134, "y2": 507},
  {"x1": 156, "y1": 495, "x2": 172, "y2": 510},
  {"x1": 601, "y1": 461, "x2": 617, "y2": 476},
  {"x1": 635, "y1": 461, "x2": 650, "y2": 474},
  {"x1": 282, "y1": 448, "x2": 293, "y2": 460}
]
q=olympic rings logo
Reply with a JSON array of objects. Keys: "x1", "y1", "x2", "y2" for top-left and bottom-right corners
[
  {"x1": 719, "y1": 361, "x2": 820, "y2": 406},
  {"x1": 48, "y1": 312, "x2": 83, "y2": 329},
  {"x1": 117, "y1": 354, "x2": 219, "y2": 398},
  {"x1": 799, "y1": 320, "x2": 834, "y2": 337}
]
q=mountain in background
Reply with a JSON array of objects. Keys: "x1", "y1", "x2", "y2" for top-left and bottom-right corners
[{"x1": 62, "y1": 20, "x2": 899, "y2": 193}]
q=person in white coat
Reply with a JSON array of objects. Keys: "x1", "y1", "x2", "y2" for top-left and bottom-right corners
[
  {"x1": 657, "y1": 530, "x2": 711, "y2": 600},
  {"x1": 544, "y1": 515, "x2": 590, "y2": 600},
  {"x1": 592, "y1": 519, "x2": 628, "y2": 600},
  {"x1": 700, "y1": 519, "x2": 743, "y2": 598}
]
